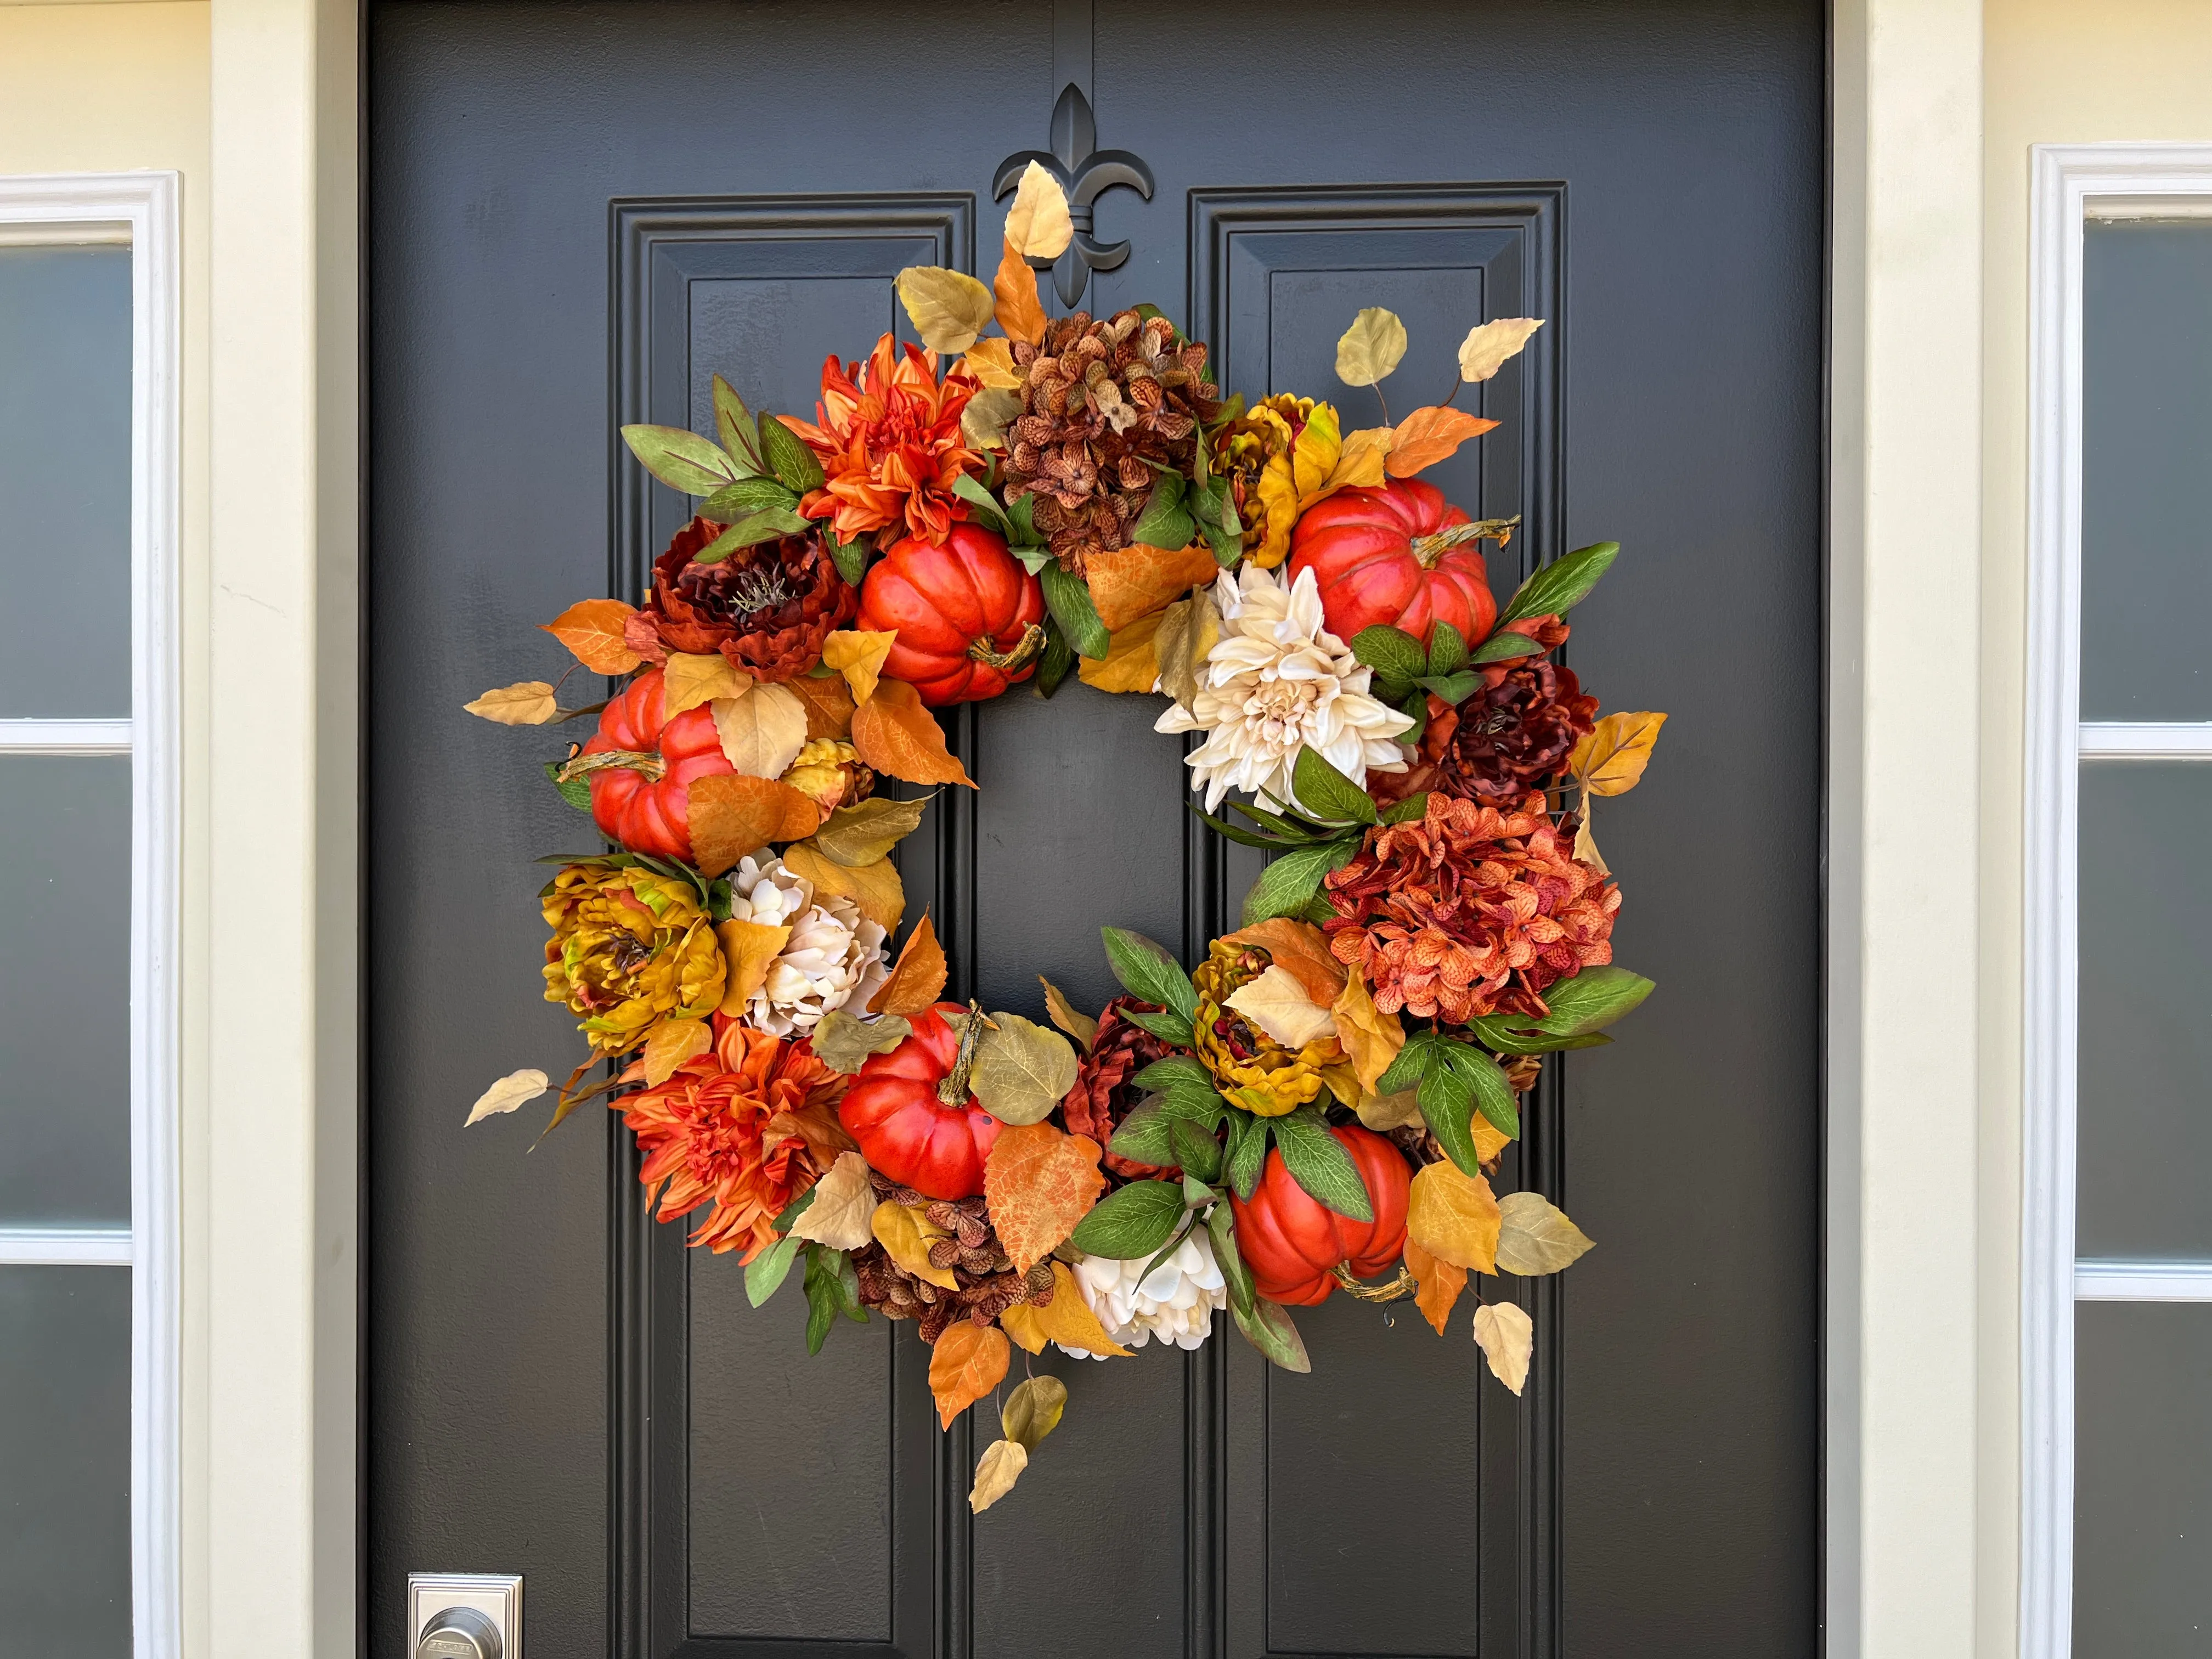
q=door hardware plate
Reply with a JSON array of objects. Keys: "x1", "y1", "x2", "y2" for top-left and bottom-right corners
[{"x1": 407, "y1": 1572, "x2": 521, "y2": 1659}]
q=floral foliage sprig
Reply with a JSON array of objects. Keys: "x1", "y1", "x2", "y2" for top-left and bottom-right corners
[{"x1": 459, "y1": 163, "x2": 1663, "y2": 1511}]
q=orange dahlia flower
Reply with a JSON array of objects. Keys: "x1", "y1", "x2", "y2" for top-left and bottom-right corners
[
  {"x1": 1323, "y1": 792, "x2": 1618, "y2": 1025},
  {"x1": 616, "y1": 1016, "x2": 855, "y2": 1261},
  {"x1": 781, "y1": 334, "x2": 983, "y2": 546}
]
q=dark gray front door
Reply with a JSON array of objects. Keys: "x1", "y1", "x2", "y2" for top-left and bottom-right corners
[{"x1": 366, "y1": 4, "x2": 1824, "y2": 1655}]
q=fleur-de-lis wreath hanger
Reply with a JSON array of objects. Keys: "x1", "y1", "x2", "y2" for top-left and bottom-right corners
[{"x1": 993, "y1": 83, "x2": 1154, "y2": 309}]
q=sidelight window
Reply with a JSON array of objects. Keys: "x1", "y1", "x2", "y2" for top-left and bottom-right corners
[{"x1": 0, "y1": 175, "x2": 179, "y2": 1659}]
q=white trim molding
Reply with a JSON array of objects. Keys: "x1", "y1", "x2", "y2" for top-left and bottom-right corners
[
  {"x1": 2022, "y1": 142, "x2": 2212, "y2": 1659},
  {"x1": 0, "y1": 169, "x2": 182, "y2": 1659},
  {"x1": 2074, "y1": 1259, "x2": 2212, "y2": 1301}
]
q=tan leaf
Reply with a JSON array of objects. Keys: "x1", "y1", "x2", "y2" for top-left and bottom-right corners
[
  {"x1": 1152, "y1": 586, "x2": 1221, "y2": 712},
  {"x1": 764, "y1": 1100, "x2": 856, "y2": 1166},
  {"x1": 971, "y1": 1015, "x2": 1082, "y2": 1127},
  {"x1": 968, "y1": 1438, "x2": 1029, "y2": 1513},
  {"x1": 1473, "y1": 1299, "x2": 1534, "y2": 1394},
  {"x1": 1220, "y1": 918, "x2": 1346, "y2": 1006},
  {"x1": 928, "y1": 1321, "x2": 1011, "y2": 1428},
  {"x1": 712, "y1": 682, "x2": 810, "y2": 779},
  {"x1": 1403, "y1": 1238, "x2": 1468, "y2": 1335},
  {"x1": 873, "y1": 1198, "x2": 959, "y2": 1290},
  {"x1": 1000, "y1": 1374, "x2": 1068, "y2": 1451},
  {"x1": 641, "y1": 1018, "x2": 712, "y2": 1086},
  {"x1": 1330, "y1": 964, "x2": 1406, "y2": 1098},
  {"x1": 810, "y1": 1009, "x2": 912, "y2": 1074},
  {"x1": 787, "y1": 671, "x2": 857, "y2": 740},
  {"x1": 984, "y1": 1124, "x2": 1105, "y2": 1271},
  {"x1": 1075, "y1": 610, "x2": 1163, "y2": 693},
  {"x1": 1406, "y1": 1160, "x2": 1502, "y2": 1273},
  {"x1": 1037, "y1": 1261, "x2": 1132, "y2": 1358},
  {"x1": 808, "y1": 795, "x2": 933, "y2": 867},
  {"x1": 1084, "y1": 540, "x2": 1221, "y2": 633},
  {"x1": 1572, "y1": 792, "x2": 1609, "y2": 877},
  {"x1": 1224, "y1": 965, "x2": 1337, "y2": 1051},
  {"x1": 961, "y1": 385, "x2": 1023, "y2": 452},
  {"x1": 464, "y1": 681, "x2": 558, "y2": 725},
  {"x1": 1321, "y1": 426, "x2": 1393, "y2": 493},
  {"x1": 1385, "y1": 406, "x2": 1500, "y2": 478},
  {"x1": 1570, "y1": 711, "x2": 1667, "y2": 798},
  {"x1": 465, "y1": 1067, "x2": 549, "y2": 1126},
  {"x1": 687, "y1": 774, "x2": 822, "y2": 878},
  {"x1": 1495, "y1": 1191, "x2": 1596, "y2": 1276},
  {"x1": 790, "y1": 1150, "x2": 876, "y2": 1251},
  {"x1": 1335, "y1": 306, "x2": 1408, "y2": 387},
  {"x1": 715, "y1": 918, "x2": 791, "y2": 1013},
  {"x1": 1458, "y1": 317, "x2": 1545, "y2": 383},
  {"x1": 851, "y1": 679, "x2": 975, "y2": 788},
  {"x1": 1002, "y1": 160, "x2": 1073, "y2": 260},
  {"x1": 895, "y1": 266, "x2": 996, "y2": 355},
  {"x1": 541, "y1": 597, "x2": 643, "y2": 674},
  {"x1": 962, "y1": 337, "x2": 1023, "y2": 389},
  {"x1": 1354, "y1": 1087, "x2": 1424, "y2": 1131},
  {"x1": 663, "y1": 651, "x2": 749, "y2": 718},
  {"x1": 1038, "y1": 977, "x2": 1097, "y2": 1051},
  {"x1": 782, "y1": 843, "x2": 906, "y2": 934},
  {"x1": 870, "y1": 913, "x2": 947, "y2": 1015},
  {"x1": 819, "y1": 629, "x2": 897, "y2": 707},
  {"x1": 992, "y1": 237, "x2": 1048, "y2": 349},
  {"x1": 998, "y1": 1300, "x2": 1049, "y2": 1355}
]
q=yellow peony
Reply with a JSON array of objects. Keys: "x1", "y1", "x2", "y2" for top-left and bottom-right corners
[{"x1": 541, "y1": 864, "x2": 725, "y2": 1056}]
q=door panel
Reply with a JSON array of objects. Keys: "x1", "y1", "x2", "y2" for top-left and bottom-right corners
[{"x1": 368, "y1": 4, "x2": 1822, "y2": 1656}]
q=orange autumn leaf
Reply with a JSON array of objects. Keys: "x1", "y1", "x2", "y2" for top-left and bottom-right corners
[
  {"x1": 1402, "y1": 1238, "x2": 1468, "y2": 1336},
  {"x1": 541, "y1": 597, "x2": 642, "y2": 674},
  {"x1": 870, "y1": 911, "x2": 947, "y2": 1015},
  {"x1": 1074, "y1": 609, "x2": 1163, "y2": 694},
  {"x1": 1218, "y1": 918, "x2": 1346, "y2": 1006},
  {"x1": 1084, "y1": 540, "x2": 1222, "y2": 633},
  {"x1": 928, "y1": 1321, "x2": 1010, "y2": 1429},
  {"x1": 787, "y1": 671, "x2": 858, "y2": 740},
  {"x1": 851, "y1": 678, "x2": 975, "y2": 788},
  {"x1": 984, "y1": 1124, "x2": 1106, "y2": 1273},
  {"x1": 715, "y1": 918, "x2": 791, "y2": 1014},
  {"x1": 992, "y1": 236, "x2": 1048, "y2": 347},
  {"x1": 781, "y1": 842, "x2": 905, "y2": 934},
  {"x1": 686, "y1": 774, "x2": 822, "y2": 878},
  {"x1": 640, "y1": 1017, "x2": 712, "y2": 1086},
  {"x1": 1384, "y1": 406, "x2": 1500, "y2": 478}
]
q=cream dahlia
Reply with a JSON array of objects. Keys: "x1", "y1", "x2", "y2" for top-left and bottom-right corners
[
  {"x1": 1154, "y1": 563, "x2": 1413, "y2": 814},
  {"x1": 1059, "y1": 1230, "x2": 1228, "y2": 1356},
  {"x1": 725, "y1": 855, "x2": 890, "y2": 1035}
]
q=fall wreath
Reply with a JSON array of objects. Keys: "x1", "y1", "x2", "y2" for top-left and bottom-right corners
[{"x1": 466, "y1": 165, "x2": 1663, "y2": 1511}]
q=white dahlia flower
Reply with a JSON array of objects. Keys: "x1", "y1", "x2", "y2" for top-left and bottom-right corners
[
  {"x1": 1059, "y1": 1228, "x2": 1228, "y2": 1357},
  {"x1": 1154, "y1": 563, "x2": 1413, "y2": 814},
  {"x1": 725, "y1": 855, "x2": 889, "y2": 1035}
]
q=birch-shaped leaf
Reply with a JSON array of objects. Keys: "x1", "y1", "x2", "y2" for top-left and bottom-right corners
[
  {"x1": 1335, "y1": 307, "x2": 1409, "y2": 387},
  {"x1": 895, "y1": 266, "x2": 996, "y2": 354},
  {"x1": 1457, "y1": 317, "x2": 1545, "y2": 383},
  {"x1": 789, "y1": 1152, "x2": 877, "y2": 1251},
  {"x1": 465, "y1": 1068, "x2": 549, "y2": 1126},
  {"x1": 464, "y1": 681, "x2": 558, "y2": 725},
  {"x1": 1473, "y1": 1299, "x2": 1534, "y2": 1394},
  {"x1": 1494, "y1": 1191, "x2": 1596, "y2": 1275}
]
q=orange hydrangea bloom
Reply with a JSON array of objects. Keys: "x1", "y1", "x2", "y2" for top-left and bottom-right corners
[
  {"x1": 1322, "y1": 792, "x2": 1618, "y2": 1025},
  {"x1": 781, "y1": 334, "x2": 983, "y2": 546},
  {"x1": 615, "y1": 1016, "x2": 855, "y2": 1261}
]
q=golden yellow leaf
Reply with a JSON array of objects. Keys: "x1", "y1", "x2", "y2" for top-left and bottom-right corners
[
  {"x1": 1329, "y1": 964, "x2": 1406, "y2": 1097},
  {"x1": 464, "y1": 681, "x2": 558, "y2": 725},
  {"x1": 1385, "y1": 406, "x2": 1500, "y2": 478},
  {"x1": 998, "y1": 1300, "x2": 1049, "y2": 1355},
  {"x1": 1354, "y1": 1087, "x2": 1423, "y2": 1131},
  {"x1": 1458, "y1": 317, "x2": 1545, "y2": 383},
  {"x1": 1036, "y1": 1261, "x2": 1131, "y2": 1358},
  {"x1": 1152, "y1": 586, "x2": 1221, "y2": 711},
  {"x1": 715, "y1": 918, "x2": 791, "y2": 1014},
  {"x1": 1570, "y1": 711, "x2": 1667, "y2": 797},
  {"x1": 782, "y1": 843, "x2": 906, "y2": 934},
  {"x1": 541, "y1": 597, "x2": 642, "y2": 674},
  {"x1": 663, "y1": 650, "x2": 748, "y2": 718},
  {"x1": 962, "y1": 386, "x2": 1022, "y2": 452},
  {"x1": 896, "y1": 266, "x2": 996, "y2": 355},
  {"x1": 465, "y1": 1067, "x2": 548, "y2": 1126},
  {"x1": 1473, "y1": 1299, "x2": 1533, "y2": 1394},
  {"x1": 984, "y1": 1124, "x2": 1105, "y2": 1272},
  {"x1": 641, "y1": 1017, "x2": 712, "y2": 1086},
  {"x1": 1335, "y1": 306, "x2": 1408, "y2": 387},
  {"x1": 1474, "y1": 1116, "x2": 1514, "y2": 1164},
  {"x1": 686, "y1": 774, "x2": 821, "y2": 878},
  {"x1": 871, "y1": 912, "x2": 947, "y2": 1015},
  {"x1": 1038, "y1": 977, "x2": 1097, "y2": 1051},
  {"x1": 962, "y1": 337, "x2": 1023, "y2": 390},
  {"x1": 992, "y1": 236, "x2": 1048, "y2": 348},
  {"x1": 787, "y1": 671, "x2": 858, "y2": 740},
  {"x1": 968, "y1": 1438, "x2": 1029, "y2": 1513},
  {"x1": 1406, "y1": 1160, "x2": 1502, "y2": 1273},
  {"x1": 851, "y1": 679, "x2": 975, "y2": 788},
  {"x1": 806, "y1": 795, "x2": 933, "y2": 867},
  {"x1": 1321, "y1": 425, "x2": 1394, "y2": 494},
  {"x1": 820, "y1": 629, "x2": 898, "y2": 708},
  {"x1": 1224, "y1": 965, "x2": 1337, "y2": 1050},
  {"x1": 1076, "y1": 610, "x2": 1163, "y2": 693},
  {"x1": 1002, "y1": 160, "x2": 1073, "y2": 260},
  {"x1": 1250, "y1": 402, "x2": 1343, "y2": 567},
  {"x1": 873, "y1": 1198, "x2": 959, "y2": 1290},
  {"x1": 1220, "y1": 919, "x2": 1345, "y2": 1006},
  {"x1": 929, "y1": 1321, "x2": 1011, "y2": 1428},
  {"x1": 1403, "y1": 1238, "x2": 1467, "y2": 1335},
  {"x1": 712, "y1": 682, "x2": 810, "y2": 779},
  {"x1": 790, "y1": 1150, "x2": 877, "y2": 1251},
  {"x1": 1084, "y1": 540, "x2": 1221, "y2": 633}
]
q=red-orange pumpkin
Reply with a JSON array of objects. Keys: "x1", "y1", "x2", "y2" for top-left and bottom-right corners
[
  {"x1": 836, "y1": 1001, "x2": 1004, "y2": 1199},
  {"x1": 577, "y1": 668, "x2": 733, "y2": 864},
  {"x1": 1227, "y1": 1125, "x2": 1410, "y2": 1305},
  {"x1": 856, "y1": 523, "x2": 1047, "y2": 706},
  {"x1": 1286, "y1": 477, "x2": 1499, "y2": 648}
]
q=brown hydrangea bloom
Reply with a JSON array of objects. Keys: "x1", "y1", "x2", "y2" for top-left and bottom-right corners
[
  {"x1": 1374, "y1": 641, "x2": 1595, "y2": 810},
  {"x1": 1058, "y1": 997, "x2": 1178, "y2": 1180},
  {"x1": 1322, "y1": 792, "x2": 1618, "y2": 1024},
  {"x1": 625, "y1": 515, "x2": 857, "y2": 681},
  {"x1": 850, "y1": 1170, "x2": 1057, "y2": 1343}
]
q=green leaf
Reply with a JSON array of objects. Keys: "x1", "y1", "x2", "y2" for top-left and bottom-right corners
[
  {"x1": 1415, "y1": 1057, "x2": 1482, "y2": 1176},
  {"x1": 835, "y1": 1249, "x2": 866, "y2": 1321},
  {"x1": 1397, "y1": 689, "x2": 1430, "y2": 744},
  {"x1": 698, "y1": 476, "x2": 795, "y2": 522},
  {"x1": 1380, "y1": 792, "x2": 1429, "y2": 826},
  {"x1": 707, "y1": 878, "x2": 732, "y2": 922},
  {"x1": 1472, "y1": 629, "x2": 1545, "y2": 664},
  {"x1": 1204, "y1": 1201, "x2": 1256, "y2": 1318},
  {"x1": 1189, "y1": 808, "x2": 1292, "y2": 851},
  {"x1": 1376, "y1": 1030, "x2": 1441, "y2": 1095},
  {"x1": 1119, "y1": 1005, "x2": 1195, "y2": 1047},
  {"x1": 1170, "y1": 1118, "x2": 1224, "y2": 1184},
  {"x1": 1033, "y1": 619, "x2": 1075, "y2": 698},
  {"x1": 1231, "y1": 1295, "x2": 1312, "y2": 1373},
  {"x1": 827, "y1": 532, "x2": 870, "y2": 588},
  {"x1": 620, "y1": 423, "x2": 741, "y2": 496},
  {"x1": 1067, "y1": 1178, "x2": 1186, "y2": 1260},
  {"x1": 771, "y1": 1187, "x2": 817, "y2": 1233},
  {"x1": 1441, "y1": 1041, "x2": 1521, "y2": 1141},
  {"x1": 1135, "y1": 1215, "x2": 1199, "y2": 1291},
  {"x1": 1040, "y1": 563, "x2": 1111, "y2": 659},
  {"x1": 1130, "y1": 1055, "x2": 1215, "y2": 1093},
  {"x1": 1225, "y1": 1110, "x2": 1268, "y2": 1200},
  {"x1": 758, "y1": 413, "x2": 826, "y2": 494},
  {"x1": 1108, "y1": 1101, "x2": 1177, "y2": 1166},
  {"x1": 1351, "y1": 624, "x2": 1428, "y2": 684},
  {"x1": 543, "y1": 759, "x2": 594, "y2": 812},
  {"x1": 1129, "y1": 472, "x2": 1194, "y2": 551},
  {"x1": 1417, "y1": 670, "x2": 1483, "y2": 706},
  {"x1": 1099, "y1": 928, "x2": 1200, "y2": 1021},
  {"x1": 1001, "y1": 1375, "x2": 1069, "y2": 1451},
  {"x1": 802, "y1": 1246, "x2": 837, "y2": 1354},
  {"x1": 951, "y1": 472, "x2": 1013, "y2": 537},
  {"x1": 692, "y1": 507, "x2": 811, "y2": 562},
  {"x1": 1426, "y1": 620, "x2": 1469, "y2": 676},
  {"x1": 1229, "y1": 800, "x2": 1328, "y2": 843},
  {"x1": 1466, "y1": 1015, "x2": 1613, "y2": 1056},
  {"x1": 1526, "y1": 966, "x2": 1655, "y2": 1035},
  {"x1": 1270, "y1": 1104, "x2": 1373, "y2": 1222},
  {"x1": 1291, "y1": 747, "x2": 1380, "y2": 825},
  {"x1": 1240, "y1": 840, "x2": 1357, "y2": 926},
  {"x1": 744, "y1": 1233, "x2": 803, "y2": 1307},
  {"x1": 711, "y1": 374, "x2": 765, "y2": 476},
  {"x1": 1498, "y1": 540, "x2": 1620, "y2": 625},
  {"x1": 1004, "y1": 490, "x2": 1041, "y2": 547}
]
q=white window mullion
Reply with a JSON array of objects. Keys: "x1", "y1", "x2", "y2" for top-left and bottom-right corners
[{"x1": 2078, "y1": 721, "x2": 2212, "y2": 760}]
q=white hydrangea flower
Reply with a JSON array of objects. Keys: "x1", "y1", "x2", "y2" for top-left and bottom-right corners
[
  {"x1": 726, "y1": 855, "x2": 889, "y2": 1035},
  {"x1": 1059, "y1": 1227, "x2": 1228, "y2": 1357},
  {"x1": 1154, "y1": 562, "x2": 1414, "y2": 814}
]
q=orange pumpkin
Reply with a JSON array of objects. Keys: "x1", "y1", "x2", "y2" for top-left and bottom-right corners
[
  {"x1": 1286, "y1": 477, "x2": 1498, "y2": 648},
  {"x1": 1227, "y1": 1125, "x2": 1410, "y2": 1305},
  {"x1": 577, "y1": 668, "x2": 733, "y2": 863}
]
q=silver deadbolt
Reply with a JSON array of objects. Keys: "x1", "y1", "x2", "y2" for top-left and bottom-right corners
[
  {"x1": 417, "y1": 1605, "x2": 501, "y2": 1659},
  {"x1": 407, "y1": 1573, "x2": 521, "y2": 1659}
]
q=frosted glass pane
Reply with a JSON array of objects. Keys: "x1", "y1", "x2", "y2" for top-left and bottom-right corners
[
  {"x1": 0, "y1": 1266, "x2": 130, "y2": 1656},
  {"x1": 0, "y1": 757, "x2": 131, "y2": 1224},
  {"x1": 0, "y1": 246, "x2": 132, "y2": 718}
]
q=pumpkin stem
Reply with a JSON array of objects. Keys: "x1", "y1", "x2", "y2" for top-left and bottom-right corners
[
  {"x1": 966, "y1": 623, "x2": 1048, "y2": 675},
  {"x1": 936, "y1": 999, "x2": 991, "y2": 1105},
  {"x1": 1407, "y1": 513, "x2": 1521, "y2": 569},
  {"x1": 556, "y1": 748, "x2": 667, "y2": 785},
  {"x1": 1330, "y1": 1262, "x2": 1419, "y2": 1302}
]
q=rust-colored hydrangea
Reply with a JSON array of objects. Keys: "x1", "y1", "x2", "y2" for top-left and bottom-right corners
[
  {"x1": 1322, "y1": 792, "x2": 1618, "y2": 1024},
  {"x1": 1058, "y1": 997, "x2": 1178, "y2": 1180}
]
